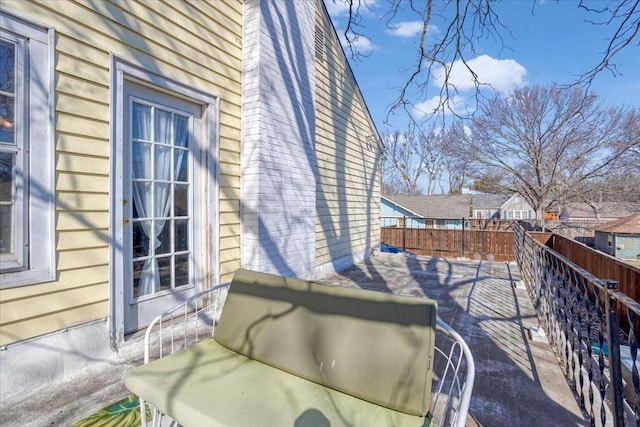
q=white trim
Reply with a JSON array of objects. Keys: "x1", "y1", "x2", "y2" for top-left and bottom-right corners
[
  {"x1": 109, "y1": 55, "x2": 220, "y2": 341},
  {"x1": 0, "y1": 11, "x2": 55, "y2": 288}
]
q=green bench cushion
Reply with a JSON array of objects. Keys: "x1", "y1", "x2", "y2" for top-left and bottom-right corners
[
  {"x1": 214, "y1": 269, "x2": 437, "y2": 416},
  {"x1": 125, "y1": 338, "x2": 430, "y2": 427}
]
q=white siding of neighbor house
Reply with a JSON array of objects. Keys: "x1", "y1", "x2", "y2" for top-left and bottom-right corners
[
  {"x1": 0, "y1": 0, "x2": 242, "y2": 345},
  {"x1": 313, "y1": 2, "x2": 381, "y2": 274}
]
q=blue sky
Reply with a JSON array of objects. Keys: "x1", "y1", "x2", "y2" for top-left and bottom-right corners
[{"x1": 326, "y1": 0, "x2": 640, "y2": 131}]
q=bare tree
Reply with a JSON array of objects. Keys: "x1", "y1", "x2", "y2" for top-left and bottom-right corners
[
  {"x1": 381, "y1": 127, "x2": 444, "y2": 195},
  {"x1": 574, "y1": 174, "x2": 640, "y2": 220},
  {"x1": 470, "y1": 172, "x2": 505, "y2": 194},
  {"x1": 466, "y1": 85, "x2": 639, "y2": 226},
  {"x1": 438, "y1": 122, "x2": 475, "y2": 194},
  {"x1": 337, "y1": 0, "x2": 640, "y2": 121}
]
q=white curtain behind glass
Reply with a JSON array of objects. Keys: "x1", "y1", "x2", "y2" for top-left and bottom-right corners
[{"x1": 132, "y1": 103, "x2": 188, "y2": 295}]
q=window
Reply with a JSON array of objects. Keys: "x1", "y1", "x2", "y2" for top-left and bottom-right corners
[
  {"x1": 505, "y1": 210, "x2": 530, "y2": 220},
  {"x1": 0, "y1": 11, "x2": 54, "y2": 288}
]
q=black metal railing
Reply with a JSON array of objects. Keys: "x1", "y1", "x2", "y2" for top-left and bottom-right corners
[{"x1": 514, "y1": 223, "x2": 640, "y2": 426}]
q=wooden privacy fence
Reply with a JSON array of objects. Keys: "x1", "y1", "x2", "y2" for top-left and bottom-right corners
[
  {"x1": 380, "y1": 226, "x2": 515, "y2": 261},
  {"x1": 549, "y1": 233, "x2": 640, "y2": 304}
]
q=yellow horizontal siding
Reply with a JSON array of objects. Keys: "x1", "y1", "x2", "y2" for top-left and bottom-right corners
[
  {"x1": 56, "y1": 153, "x2": 109, "y2": 175},
  {"x1": 57, "y1": 193, "x2": 109, "y2": 212},
  {"x1": 0, "y1": 266, "x2": 108, "y2": 300},
  {"x1": 0, "y1": 300, "x2": 109, "y2": 345},
  {"x1": 56, "y1": 113, "x2": 109, "y2": 140},
  {"x1": 0, "y1": 282, "x2": 108, "y2": 324},
  {"x1": 57, "y1": 230, "x2": 110, "y2": 251},
  {"x1": 55, "y1": 51, "x2": 110, "y2": 86},
  {"x1": 56, "y1": 92, "x2": 109, "y2": 122},
  {"x1": 57, "y1": 173, "x2": 109, "y2": 193},
  {"x1": 220, "y1": 235, "x2": 241, "y2": 252},
  {"x1": 314, "y1": 5, "x2": 380, "y2": 266},
  {"x1": 220, "y1": 198, "x2": 240, "y2": 213},
  {"x1": 56, "y1": 134, "x2": 110, "y2": 158},
  {"x1": 56, "y1": 71, "x2": 109, "y2": 102},
  {"x1": 219, "y1": 259, "x2": 240, "y2": 284},
  {"x1": 220, "y1": 223, "x2": 241, "y2": 239},
  {"x1": 1, "y1": 0, "x2": 242, "y2": 345},
  {"x1": 57, "y1": 211, "x2": 110, "y2": 230},
  {"x1": 220, "y1": 211, "x2": 241, "y2": 226},
  {"x1": 58, "y1": 247, "x2": 109, "y2": 271}
]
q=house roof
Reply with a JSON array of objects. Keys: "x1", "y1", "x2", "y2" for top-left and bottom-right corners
[
  {"x1": 592, "y1": 212, "x2": 640, "y2": 233},
  {"x1": 384, "y1": 193, "x2": 518, "y2": 219},
  {"x1": 471, "y1": 194, "x2": 512, "y2": 209},
  {"x1": 559, "y1": 202, "x2": 640, "y2": 220},
  {"x1": 384, "y1": 194, "x2": 473, "y2": 219}
]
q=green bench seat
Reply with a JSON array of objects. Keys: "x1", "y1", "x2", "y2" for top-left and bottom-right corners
[{"x1": 125, "y1": 269, "x2": 438, "y2": 426}]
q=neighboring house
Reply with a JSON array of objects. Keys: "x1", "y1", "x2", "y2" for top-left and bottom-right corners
[
  {"x1": 558, "y1": 202, "x2": 640, "y2": 221},
  {"x1": 471, "y1": 194, "x2": 511, "y2": 219},
  {"x1": 592, "y1": 213, "x2": 640, "y2": 260},
  {"x1": 380, "y1": 196, "x2": 427, "y2": 228},
  {"x1": 381, "y1": 195, "x2": 472, "y2": 229},
  {"x1": 499, "y1": 193, "x2": 535, "y2": 220},
  {"x1": 0, "y1": 0, "x2": 381, "y2": 401},
  {"x1": 381, "y1": 193, "x2": 534, "y2": 229}
]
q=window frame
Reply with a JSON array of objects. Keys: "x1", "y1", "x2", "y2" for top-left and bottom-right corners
[{"x1": 0, "y1": 9, "x2": 55, "y2": 288}]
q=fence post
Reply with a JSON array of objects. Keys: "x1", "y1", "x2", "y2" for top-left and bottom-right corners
[
  {"x1": 534, "y1": 248, "x2": 540, "y2": 308},
  {"x1": 461, "y1": 217, "x2": 465, "y2": 258},
  {"x1": 403, "y1": 216, "x2": 406, "y2": 252},
  {"x1": 605, "y1": 279, "x2": 625, "y2": 426}
]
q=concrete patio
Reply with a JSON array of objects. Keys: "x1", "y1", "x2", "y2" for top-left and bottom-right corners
[{"x1": 1, "y1": 252, "x2": 586, "y2": 426}]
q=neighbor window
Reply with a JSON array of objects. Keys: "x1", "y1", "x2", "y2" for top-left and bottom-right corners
[
  {"x1": 505, "y1": 210, "x2": 530, "y2": 220},
  {"x1": 0, "y1": 11, "x2": 54, "y2": 287}
]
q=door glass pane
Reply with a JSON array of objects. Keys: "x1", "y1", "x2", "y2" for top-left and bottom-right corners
[
  {"x1": 132, "y1": 260, "x2": 146, "y2": 298},
  {"x1": 174, "y1": 115, "x2": 188, "y2": 148},
  {"x1": 154, "y1": 144, "x2": 171, "y2": 180},
  {"x1": 132, "y1": 103, "x2": 151, "y2": 140},
  {"x1": 132, "y1": 220, "x2": 149, "y2": 258},
  {"x1": 157, "y1": 256, "x2": 172, "y2": 291},
  {"x1": 132, "y1": 181, "x2": 151, "y2": 218},
  {"x1": 154, "y1": 109, "x2": 172, "y2": 144},
  {"x1": 156, "y1": 221, "x2": 172, "y2": 255},
  {"x1": 174, "y1": 184, "x2": 189, "y2": 216},
  {"x1": 154, "y1": 183, "x2": 170, "y2": 217},
  {"x1": 132, "y1": 142, "x2": 152, "y2": 180},
  {"x1": 175, "y1": 254, "x2": 189, "y2": 288},
  {"x1": 175, "y1": 148, "x2": 188, "y2": 182},
  {"x1": 175, "y1": 219, "x2": 188, "y2": 252}
]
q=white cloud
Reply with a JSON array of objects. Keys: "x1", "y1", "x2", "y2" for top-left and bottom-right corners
[
  {"x1": 386, "y1": 21, "x2": 438, "y2": 38},
  {"x1": 433, "y1": 55, "x2": 527, "y2": 94},
  {"x1": 413, "y1": 95, "x2": 467, "y2": 118},
  {"x1": 325, "y1": 0, "x2": 351, "y2": 17},
  {"x1": 338, "y1": 32, "x2": 376, "y2": 54},
  {"x1": 386, "y1": 21, "x2": 423, "y2": 38}
]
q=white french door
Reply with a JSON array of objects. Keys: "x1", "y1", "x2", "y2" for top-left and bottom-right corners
[{"x1": 118, "y1": 80, "x2": 204, "y2": 334}]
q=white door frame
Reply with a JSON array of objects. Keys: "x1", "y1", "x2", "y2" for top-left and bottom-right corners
[{"x1": 109, "y1": 55, "x2": 221, "y2": 342}]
